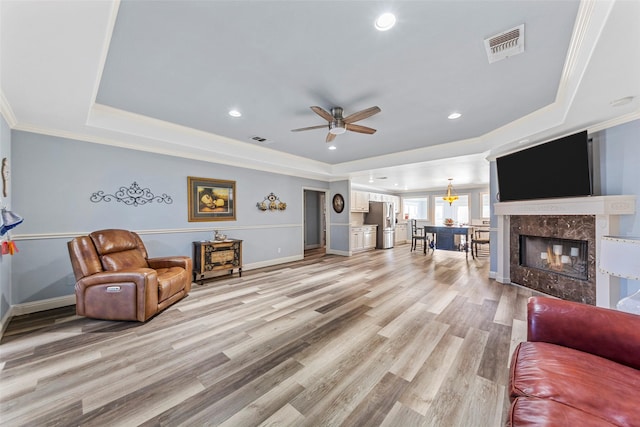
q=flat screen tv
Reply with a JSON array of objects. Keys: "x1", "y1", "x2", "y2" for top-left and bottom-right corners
[{"x1": 496, "y1": 130, "x2": 592, "y2": 202}]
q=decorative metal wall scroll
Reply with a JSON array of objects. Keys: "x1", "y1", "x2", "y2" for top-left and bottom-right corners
[
  {"x1": 257, "y1": 193, "x2": 286, "y2": 211},
  {"x1": 90, "y1": 182, "x2": 173, "y2": 207}
]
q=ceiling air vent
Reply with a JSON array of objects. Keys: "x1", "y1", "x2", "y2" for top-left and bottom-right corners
[
  {"x1": 484, "y1": 24, "x2": 524, "y2": 63},
  {"x1": 251, "y1": 136, "x2": 271, "y2": 143}
]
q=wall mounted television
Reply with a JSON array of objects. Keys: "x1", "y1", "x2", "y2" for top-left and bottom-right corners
[{"x1": 496, "y1": 130, "x2": 593, "y2": 202}]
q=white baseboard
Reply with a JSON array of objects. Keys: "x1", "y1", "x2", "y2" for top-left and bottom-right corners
[
  {"x1": 489, "y1": 270, "x2": 497, "y2": 279},
  {"x1": 11, "y1": 294, "x2": 76, "y2": 316},
  {"x1": 496, "y1": 275, "x2": 511, "y2": 284},
  {"x1": 327, "y1": 249, "x2": 350, "y2": 256},
  {"x1": 0, "y1": 294, "x2": 76, "y2": 340},
  {"x1": 1, "y1": 307, "x2": 14, "y2": 337},
  {"x1": 244, "y1": 255, "x2": 303, "y2": 270}
]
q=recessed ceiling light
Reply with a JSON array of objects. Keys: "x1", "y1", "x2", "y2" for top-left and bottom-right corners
[
  {"x1": 448, "y1": 112, "x2": 462, "y2": 120},
  {"x1": 375, "y1": 13, "x2": 396, "y2": 31},
  {"x1": 228, "y1": 109, "x2": 242, "y2": 117},
  {"x1": 328, "y1": 145, "x2": 337, "y2": 150}
]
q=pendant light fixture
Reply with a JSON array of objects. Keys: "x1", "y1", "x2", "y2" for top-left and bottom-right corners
[{"x1": 442, "y1": 178, "x2": 459, "y2": 206}]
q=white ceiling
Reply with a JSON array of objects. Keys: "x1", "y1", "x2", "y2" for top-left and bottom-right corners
[{"x1": 1, "y1": 0, "x2": 639, "y2": 193}]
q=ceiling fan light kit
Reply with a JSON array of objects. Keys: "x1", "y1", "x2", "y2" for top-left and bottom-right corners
[{"x1": 291, "y1": 105, "x2": 380, "y2": 142}]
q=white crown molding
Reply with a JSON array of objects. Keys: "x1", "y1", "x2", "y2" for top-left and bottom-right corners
[
  {"x1": 587, "y1": 111, "x2": 640, "y2": 134},
  {"x1": 12, "y1": 117, "x2": 335, "y2": 182},
  {"x1": 85, "y1": 103, "x2": 335, "y2": 180},
  {"x1": 555, "y1": 0, "x2": 608, "y2": 108},
  {"x1": 0, "y1": 90, "x2": 17, "y2": 127},
  {"x1": 87, "y1": 0, "x2": 120, "y2": 111}
]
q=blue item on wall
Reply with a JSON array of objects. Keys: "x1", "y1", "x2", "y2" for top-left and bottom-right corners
[{"x1": 0, "y1": 208, "x2": 24, "y2": 236}]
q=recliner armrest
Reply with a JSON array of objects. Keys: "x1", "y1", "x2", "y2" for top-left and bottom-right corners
[
  {"x1": 148, "y1": 256, "x2": 192, "y2": 272},
  {"x1": 75, "y1": 269, "x2": 158, "y2": 321},
  {"x1": 75, "y1": 269, "x2": 156, "y2": 287},
  {"x1": 527, "y1": 296, "x2": 640, "y2": 370}
]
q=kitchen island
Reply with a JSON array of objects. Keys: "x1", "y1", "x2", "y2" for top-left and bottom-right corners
[{"x1": 423, "y1": 225, "x2": 471, "y2": 258}]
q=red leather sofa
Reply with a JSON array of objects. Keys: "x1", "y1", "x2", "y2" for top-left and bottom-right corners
[{"x1": 508, "y1": 296, "x2": 640, "y2": 426}]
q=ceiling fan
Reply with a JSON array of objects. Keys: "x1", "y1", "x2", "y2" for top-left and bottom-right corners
[{"x1": 291, "y1": 105, "x2": 381, "y2": 143}]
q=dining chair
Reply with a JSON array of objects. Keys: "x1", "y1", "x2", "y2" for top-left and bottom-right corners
[
  {"x1": 472, "y1": 227, "x2": 490, "y2": 258},
  {"x1": 411, "y1": 219, "x2": 427, "y2": 252}
]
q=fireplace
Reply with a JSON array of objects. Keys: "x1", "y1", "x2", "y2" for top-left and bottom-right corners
[
  {"x1": 494, "y1": 195, "x2": 636, "y2": 308},
  {"x1": 520, "y1": 235, "x2": 588, "y2": 281},
  {"x1": 510, "y1": 215, "x2": 595, "y2": 304}
]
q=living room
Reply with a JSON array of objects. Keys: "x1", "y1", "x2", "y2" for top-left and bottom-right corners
[{"x1": 1, "y1": 1, "x2": 639, "y2": 425}]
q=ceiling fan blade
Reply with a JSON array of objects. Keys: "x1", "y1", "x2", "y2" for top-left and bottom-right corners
[
  {"x1": 326, "y1": 133, "x2": 336, "y2": 143},
  {"x1": 346, "y1": 124, "x2": 377, "y2": 134},
  {"x1": 343, "y1": 106, "x2": 381, "y2": 124},
  {"x1": 291, "y1": 124, "x2": 328, "y2": 132},
  {"x1": 310, "y1": 106, "x2": 335, "y2": 122}
]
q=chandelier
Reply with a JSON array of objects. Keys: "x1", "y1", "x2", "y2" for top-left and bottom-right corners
[{"x1": 442, "y1": 178, "x2": 459, "y2": 206}]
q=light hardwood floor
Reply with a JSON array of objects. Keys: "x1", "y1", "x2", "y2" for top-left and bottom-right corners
[{"x1": 0, "y1": 246, "x2": 534, "y2": 426}]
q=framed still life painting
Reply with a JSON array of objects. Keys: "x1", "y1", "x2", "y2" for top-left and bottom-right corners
[{"x1": 188, "y1": 176, "x2": 236, "y2": 221}]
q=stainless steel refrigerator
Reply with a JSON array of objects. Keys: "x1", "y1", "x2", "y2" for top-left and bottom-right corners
[{"x1": 365, "y1": 201, "x2": 395, "y2": 249}]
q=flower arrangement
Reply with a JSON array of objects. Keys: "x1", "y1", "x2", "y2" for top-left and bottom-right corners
[{"x1": 443, "y1": 218, "x2": 455, "y2": 226}]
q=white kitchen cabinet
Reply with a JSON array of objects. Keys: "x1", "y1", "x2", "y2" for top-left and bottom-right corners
[
  {"x1": 351, "y1": 227, "x2": 364, "y2": 251},
  {"x1": 351, "y1": 225, "x2": 376, "y2": 251},
  {"x1": 363, "y1": 226, "x2": 377, "y2": 249},
  {"x1": 350, "y1": 191, "x2": 370, "y2": 212},
  {"x1": 395, "y1": 223, "x2": 408, "y2": 244}
]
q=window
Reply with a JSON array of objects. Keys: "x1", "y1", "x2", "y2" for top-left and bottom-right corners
[
  {"x1": 481, "y1": 192, "x2": 490, "y2": 218},
  {"x1": 434, "y1": 195, "x2": 469, "y2": 225},
  {"x1": 402, "y1": 197, "x2": 428, "y2": 220}
]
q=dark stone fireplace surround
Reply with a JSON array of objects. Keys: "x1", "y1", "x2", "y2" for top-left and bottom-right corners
[
  {"x1": 510, "y1": 215, "x2": 596, "y2": 304},
  {"x1": 494, "y1": 195, "x2": 636, "y2": 309}
]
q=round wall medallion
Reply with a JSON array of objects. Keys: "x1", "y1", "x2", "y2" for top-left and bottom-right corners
[{"x1": 332, "y1": 193, "x2": 345, "y2": 213}]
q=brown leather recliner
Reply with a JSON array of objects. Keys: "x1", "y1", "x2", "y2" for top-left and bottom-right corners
[{"x1": 68, "y1": 229, "x2": 192, "y2": 322}]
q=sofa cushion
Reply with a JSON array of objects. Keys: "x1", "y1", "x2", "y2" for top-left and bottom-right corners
[
  {"x1": 156, "y1": 267, "x2": 188, "y2": 302},
  {"x1": 508, "y1": 397, "x2": 617, "y2": 427},
  {"x1": 510, "y1": 341, "x2": 640, "y2": 427}
]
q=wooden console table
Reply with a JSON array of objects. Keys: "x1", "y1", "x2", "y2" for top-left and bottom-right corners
[
  {"x1": 423, "y1": 225, "x2": 471, "y2": 258},
  {"x1": 193, "y1": 239, "x2": 242, "y2": 284}
]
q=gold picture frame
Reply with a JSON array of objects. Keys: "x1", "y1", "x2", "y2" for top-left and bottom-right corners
[{"x1": 188, "y1": 176, "x2": 236, "y2": 222}]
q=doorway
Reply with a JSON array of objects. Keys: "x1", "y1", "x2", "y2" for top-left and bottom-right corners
[{"x1": 303, "y1": 189, "x2": 327, "y2": 258}]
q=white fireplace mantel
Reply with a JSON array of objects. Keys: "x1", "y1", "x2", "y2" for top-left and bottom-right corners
[{"x1": 494, "y1": 195, "x2": 636, "y2": 308}]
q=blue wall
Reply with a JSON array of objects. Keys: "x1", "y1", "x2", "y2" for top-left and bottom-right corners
[
  {"x1": 599, "y1": 119, "x2": 640, "y2": 295},
  {"x1": 10, "y1": 131, "x2": 330, "y2": 304},
  {"x1": 330, "y1": 180, "x2": 350, "y2": 255}
]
